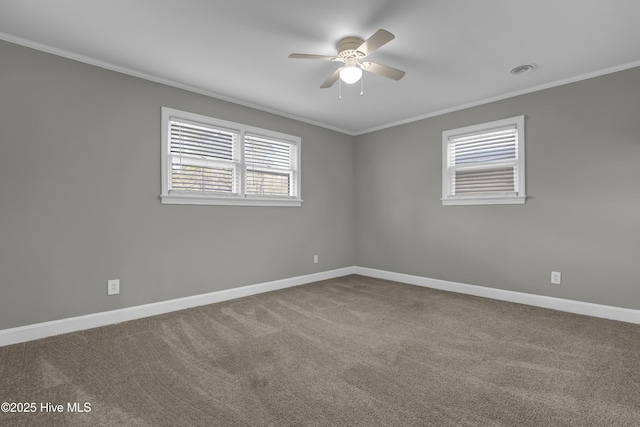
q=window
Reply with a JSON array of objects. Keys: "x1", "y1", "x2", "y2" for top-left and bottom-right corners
[
  {"x1": 442, "y1": 115, "x2": 526, "y2": 205},
  {"x1": 161, "y1": 107, "x2": 301, "y2": 206}
]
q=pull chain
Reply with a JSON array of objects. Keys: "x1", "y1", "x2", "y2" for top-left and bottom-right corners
[{"x1": 338, "y1": 72, "x2": 364, "y2": 99}]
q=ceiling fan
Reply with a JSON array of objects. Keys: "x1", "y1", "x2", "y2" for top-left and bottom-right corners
[{"x1": 289, "y1": 29, "x2": 406, "y2": 88}]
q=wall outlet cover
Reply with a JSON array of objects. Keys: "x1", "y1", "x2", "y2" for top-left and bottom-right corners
[{"x1": 107, "y1": 279, "x2": 120, "y2": 295}]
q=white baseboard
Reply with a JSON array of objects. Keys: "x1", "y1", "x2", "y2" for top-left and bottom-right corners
[
  {"x1": 0, "y1": 267, "x2": 356, "y2": 347},
  {"x1": 3, "y1": 265, "x2": 639, "y2": 347},
  {"x1": 354, "y1": 267, "x2": 640, "y2": 325}
]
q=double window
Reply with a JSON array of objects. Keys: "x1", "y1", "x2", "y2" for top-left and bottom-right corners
[
  {"x1": 442, "y1": 115, "x2": 526, "y2": 205},
  {"x1": 161, "y1": 107, "x2": 301, "y2": 206}
]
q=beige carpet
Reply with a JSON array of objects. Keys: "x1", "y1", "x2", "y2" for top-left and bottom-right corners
[{"x1": 2, "y1": 274, "x2": 640, "y2": 426}]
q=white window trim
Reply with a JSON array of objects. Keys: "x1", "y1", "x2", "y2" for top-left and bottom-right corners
[
  {"x1": 161, "y1": 107, "x2": 302, "y2": 207},
  {"x1": 442, "y1": 115, "x2": 526, "y2": 206}
]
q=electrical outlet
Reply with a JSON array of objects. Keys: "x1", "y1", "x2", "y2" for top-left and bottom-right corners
[
  {"x1": 551, "y1": 271, "x2": 562, "y2": 285},
  {"x1": 313, "y1": 255, "x2": 319, "y2": 264},
  {"x1": 107, "y1": 279, "x2": 120, "y2": 295}
]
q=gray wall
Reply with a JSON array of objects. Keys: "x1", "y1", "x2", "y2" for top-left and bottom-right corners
[
  {"x1": 2, "y1": 39, "x2": 639, "y2": 331},
  {"x1": 0, "y1": 41, "x2": 356, "y2": 329},
  {"x1": 355, "y1": 66, "x2": 640, "y2": 310}
]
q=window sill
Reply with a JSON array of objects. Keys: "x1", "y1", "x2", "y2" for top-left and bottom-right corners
[
  {"x1": 161, "y1": 193, "x2": 302, "y2": 207},
  {"x1": 442, "y1": 195, "x2": 526, "y2": 206}
]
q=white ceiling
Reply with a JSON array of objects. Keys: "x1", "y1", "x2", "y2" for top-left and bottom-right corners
[{"x1": 1, "y1": 0, "x2": 639, "y2": 135}]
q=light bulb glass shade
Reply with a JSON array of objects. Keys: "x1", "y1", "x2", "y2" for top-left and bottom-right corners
[{"x1": 339, "y1": 66, "x2": 362, "y2": 84}]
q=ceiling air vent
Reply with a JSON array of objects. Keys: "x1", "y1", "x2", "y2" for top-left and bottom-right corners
[{"x1": 509, "y1": 64, "x2": 536, "y2": 75}]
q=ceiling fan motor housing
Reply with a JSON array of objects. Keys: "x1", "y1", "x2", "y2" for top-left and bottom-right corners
[{"x1": 336, "y1": 37, "x2": 366, "y2": 60}]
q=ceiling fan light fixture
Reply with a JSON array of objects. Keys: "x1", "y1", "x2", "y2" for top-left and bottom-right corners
[{"x1": 339, "y1": 66, "x2": 362, "y2": 84}]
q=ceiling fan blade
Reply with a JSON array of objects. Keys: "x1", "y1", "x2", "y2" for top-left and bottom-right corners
[
  {"x1": 320, "y1": 67, "x2": 343, "y2": 88},
  {"x1": 361, "y1": 62, "x2": 406, "y2": 80},
  {"x1": 356, "y1": 29, "x2": 395, "y2": 57},
  {"x1": 289, "y1": 53, "x2": 336, "y2": 61}
]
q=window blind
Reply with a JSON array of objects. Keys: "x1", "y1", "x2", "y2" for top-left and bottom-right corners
[
  {"x1": 169, "y1": 119, "x2": 239, "y2": 194},
  {"x1": 161, "y1": 107, "x2": 302, "y2": 206},
  {"x1": 447, "y1": 125, "x2": 519, "y2": 196},
  {"x1": 244, "y1": 134, "x2": 296, "y2": 197}
]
